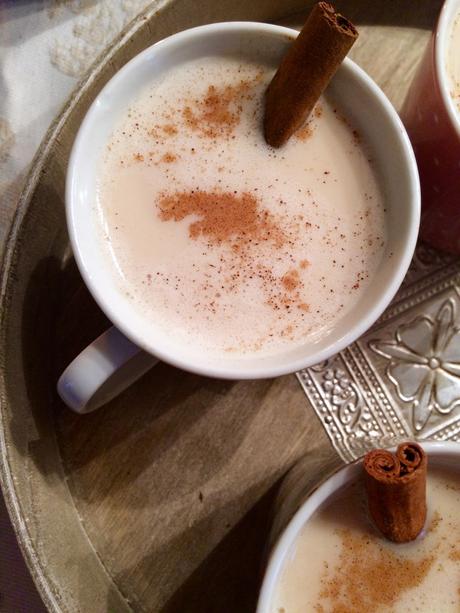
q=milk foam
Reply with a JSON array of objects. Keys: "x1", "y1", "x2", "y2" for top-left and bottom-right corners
[
  {"x1": 447, "y1": 10, "x2": 460, "y2": 116},
  {"x1": 272, "y1": 467, "x2": 460, "y2": 612},
  {"x1": 96, "y1": 57, "x2": 386, "y2": 357}
]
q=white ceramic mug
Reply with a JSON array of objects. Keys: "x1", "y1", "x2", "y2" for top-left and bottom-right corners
[
  {"x1": 58, "y1": 22, "x2": 420, "y2": 413},
  {"x1": 256, "y1": 441, "x2": 459, "y2": 612}
]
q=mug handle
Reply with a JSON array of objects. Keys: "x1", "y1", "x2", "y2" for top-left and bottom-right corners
[{"x1": 57, "y1": 326, "x2": 158, "y2": 414}]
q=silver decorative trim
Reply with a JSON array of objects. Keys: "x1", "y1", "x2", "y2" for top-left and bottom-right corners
[{"x1": 297, "y1": 243, "x2": 460, "y2": 462}]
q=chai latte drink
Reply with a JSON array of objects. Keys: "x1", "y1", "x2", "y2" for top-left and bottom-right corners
[
  {"x1": 271, "y1": 466, "x2": 460, "y2": 612},
  {"x1": 96, "y1": 57, "x2": 386, "y2": 356}
]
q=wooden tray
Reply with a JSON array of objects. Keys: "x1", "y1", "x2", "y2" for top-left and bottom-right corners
[{"x1": 0, "y1": 1, "x2": 443, "y2": 611}]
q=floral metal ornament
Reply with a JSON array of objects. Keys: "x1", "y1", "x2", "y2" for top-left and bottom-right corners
[
  {"x1": 370, "y1": 298, "x2": 460, "y2": 431},
  {"x1": 298, "y1": 244, "x2": 460, "y2": 460},
  {"x1": 318, "y1": 366, "x2": 362, "y2": 431}
]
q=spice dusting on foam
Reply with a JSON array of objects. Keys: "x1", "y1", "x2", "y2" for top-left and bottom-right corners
[
  {"x1": 157, "y1": 190, "x2": 284, "y2": 246},
  {"x1": 315, "y1": 529, "x2": 435, "y2": 612},
  {"x1": 182, "y1": 78, "x2": 261, "y2": 139},
  {"x1": 157, "y1": 188, "x2": 312, "y2": 329},
  {"x1": 97, "y1": 57, "x2": 386, "y2": 357}
]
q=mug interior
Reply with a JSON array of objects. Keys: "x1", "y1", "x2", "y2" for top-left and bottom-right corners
[
  {"x1": 256, "y1": 441, "x2": 460, "y2": 612},
  {"x1": 68, "y1": 22, "x2": 419, "y2": 379}
]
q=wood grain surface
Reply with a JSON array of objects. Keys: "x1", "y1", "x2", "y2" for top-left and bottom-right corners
[{"x1": 0, "y1": 1, "x2": 442, "y2": 611}]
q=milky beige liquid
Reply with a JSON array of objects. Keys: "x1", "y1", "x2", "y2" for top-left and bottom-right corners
[
  {"x1": 447, "y1": 10, "x2": 460, "y2": 115},
  {"x1": 272, "y1": 467, "x2": 460, "y2": 612},
  {"x1": 97, "y1": 57, "x2": 386, "y2": 357}
]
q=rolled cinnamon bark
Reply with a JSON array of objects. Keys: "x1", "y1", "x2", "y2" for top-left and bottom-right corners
[
  {"x1": 264, "y1": 2, "x2": 358, "y2": 148},
  {"x1": 363, "y1": 442, "x2": 427, "y2": 543}
]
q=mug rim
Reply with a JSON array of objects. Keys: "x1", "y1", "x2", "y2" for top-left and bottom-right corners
[
  {"x1": 435, "y1": 0, "x2": 460, "y2": 138},
  {"x1": 256, "y1": 440, "x2": 460, "y2": 612},
  {"x1": 67, "y1": 21, "x2": 420, "y2": 380}
]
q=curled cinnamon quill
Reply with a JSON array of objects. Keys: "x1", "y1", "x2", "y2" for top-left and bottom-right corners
[
  {"x1": 264, "y1": 2, "x2": 358, "y2": 148},
  {"x1": 363, "y1": 442, "x2": 427, "y2": 543}
]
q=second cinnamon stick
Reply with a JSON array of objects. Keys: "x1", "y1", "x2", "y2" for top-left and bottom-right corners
[{"x1": 363, "y1": 442, "x2": 427, "y2": 543}]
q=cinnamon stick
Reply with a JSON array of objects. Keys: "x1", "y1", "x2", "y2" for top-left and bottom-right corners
[
  {"x1": 264, "y1": 2, "x2": 358, "y2": 148},
  {"x1": 363, "y1": 442, "x2": 427, "y2": 543}
]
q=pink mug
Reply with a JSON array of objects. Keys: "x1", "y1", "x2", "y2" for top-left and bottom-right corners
[{"x1": 401, "y1": 0, "x2": 460, "y2": 253}]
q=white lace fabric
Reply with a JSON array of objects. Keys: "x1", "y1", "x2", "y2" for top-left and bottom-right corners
[{"x1": 0, "y1": 0, "x2": 152, "y2": 251}]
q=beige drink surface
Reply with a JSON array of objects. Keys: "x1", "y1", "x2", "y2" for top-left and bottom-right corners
[
  {"x1": 447, "y1": 10, "x2": 460, "y2": 115},
  {"x1": 272, "y1": 466, "x2": 460, "y2": 612},
  {"x1": 97, "y1": 56, "x2": 386, "y2": 357}
]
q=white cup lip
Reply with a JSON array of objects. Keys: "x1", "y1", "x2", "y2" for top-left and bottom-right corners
[
  {"x1": 435, "y1": 0, "x2": 460, "y2": 138},
  {"x1": 67, "y1": 21, "x2": 420, "y2": 380},
  {"x1": 256, "y1": 440, "x2": 460, "y2": 613}
]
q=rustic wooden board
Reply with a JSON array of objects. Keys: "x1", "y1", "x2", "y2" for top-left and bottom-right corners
[{"x1": 0, "y1": 1, "x2": 442, "y2": 611}]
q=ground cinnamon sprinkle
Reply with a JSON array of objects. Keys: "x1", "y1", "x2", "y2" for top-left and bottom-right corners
[
  {"x1": 147, "y1": 78, "x2": 259, "y2": 145},
  {"x1": 162, "y1": 123, "x2": 178, "y2": 136},
  {"x1": 156, "y1": 189, "x2": 311, "y2": 322},
  {"x1": 157, "y1": 189, "x2": 285, "y2": 246},
  {"x1": 281, "y1": 269, "x2": 300, "y2": 290},
  {"x1": 315, "y1": 529, "x2": 435, "y2": 612},
  {"x1": 161, "y1": 152, "x2": 177, "y2": 163},
  {"x1": 182, "y1": 79, "x2": 257, "y2": 138},
  {"x1": 148, "y1": 123, "x2": 178, "y2": 139},
  {"x1": 429, "y1": 511, "x2": 442, "y2": 532},
  {"x1": 295, "y1": 103, "x2": 323, "y2": 141},
  {"x1": 296, "y1": 123, "x2": 313, "y2": 141}
]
